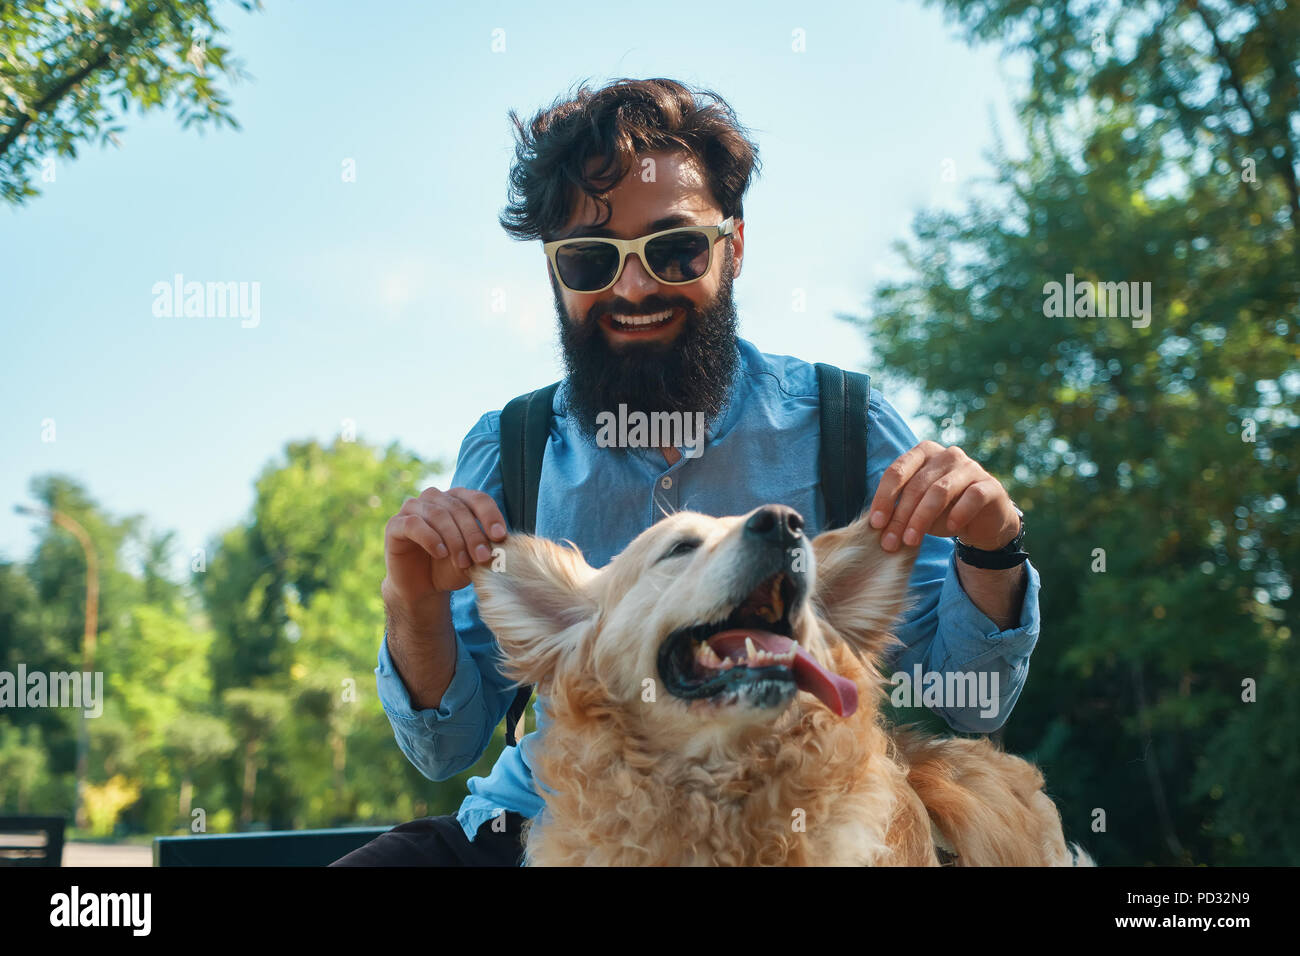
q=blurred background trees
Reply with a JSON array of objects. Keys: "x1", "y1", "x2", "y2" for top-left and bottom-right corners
[
  {"x1": 0, "y1": 438, "x2": 515, "y2": 838},
  {"x1": 856, "y1": 0, "x2": 1298, "y2": 863}
]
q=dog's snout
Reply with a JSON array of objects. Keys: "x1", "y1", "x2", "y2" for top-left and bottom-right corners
[{"x1": 745, "y1": 505, "x2": 804, "y2": 546}]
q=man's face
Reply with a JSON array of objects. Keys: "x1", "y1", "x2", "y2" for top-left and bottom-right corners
[{"x1": 549, "y1": 150, "x2": 747, "y2": 441}]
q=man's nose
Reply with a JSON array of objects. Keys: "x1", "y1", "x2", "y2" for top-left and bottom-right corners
[
  {"x1": 611, "y1": 252, "x2": 660, "y2": 298},
  {"x1": 744, "y1": 505, "x2": 805, "y2": 547}
]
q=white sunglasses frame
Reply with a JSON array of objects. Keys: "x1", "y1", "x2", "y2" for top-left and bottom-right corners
[{"x1": 543, "y1": 217, "x2": 736, "y2": 294}]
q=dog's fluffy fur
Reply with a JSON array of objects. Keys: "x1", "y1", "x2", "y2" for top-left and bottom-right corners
[{"x1": 470, "y1": 507, "x2": 1091, "y2": 866}]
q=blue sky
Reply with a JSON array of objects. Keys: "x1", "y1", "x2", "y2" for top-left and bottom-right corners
[{"x1": 0, "y1": 0, "x2": 1026, "y2": 577}]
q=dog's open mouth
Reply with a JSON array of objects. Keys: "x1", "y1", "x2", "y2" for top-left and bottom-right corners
[{"x1": 657, "y1": 569, "x2": 858, "y2": 717}]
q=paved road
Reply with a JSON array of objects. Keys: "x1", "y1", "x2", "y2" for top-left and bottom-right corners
[{"x1": 62, "y1": 842, "x2": 153, "y2": 867}]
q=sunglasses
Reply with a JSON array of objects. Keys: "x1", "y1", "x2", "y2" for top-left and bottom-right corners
[{"x1": 543, "y1": 217, "x2": 735, "y2": 294}]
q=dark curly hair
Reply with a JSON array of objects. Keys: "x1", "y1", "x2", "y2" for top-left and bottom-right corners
[{"x1": 499, "y1": 77, "x2": 762, "y2": 243}]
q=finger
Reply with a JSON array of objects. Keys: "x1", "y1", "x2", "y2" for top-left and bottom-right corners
[
  {"x1": 425, "y1": 505, "x2": 476, "y2": 564},
  {"x1": 447, "y1": 487, "x2": 508, "y2": 542},
  {"x1": 868, "y1": 442, "x2": 936, "y2": 529},
  {"x1": 387, "y1": 511, "x2": 447, "y2": 561},
  {"x1": 400, "y1": 496, "x2": 459, "y2": 560},
  {"x1": 902, "y1": 473, "x2": 968, "y2": 547},
  {"x1": 944, "y1": 479, "x2": 999, "y2": 535},
  {"x1": 442, "y1": 494, "x2": 496, "y2": 565},
  {"x1": 881, "y1": 449, "x2": 972, "y2": 550}
]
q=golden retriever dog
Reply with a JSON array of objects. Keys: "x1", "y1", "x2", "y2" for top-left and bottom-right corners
[{"x1": 469, "y1": 504, "x2": 1091, "y2": 866}]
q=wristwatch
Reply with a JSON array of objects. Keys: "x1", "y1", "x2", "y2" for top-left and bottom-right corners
[{"x1": 953, "y1": 505, "x2": 1028, "y2": 569}]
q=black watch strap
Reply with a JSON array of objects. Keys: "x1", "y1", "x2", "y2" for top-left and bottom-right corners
[{"x1": 954, "y1": 507, "x2": 1028, "y2": 569}]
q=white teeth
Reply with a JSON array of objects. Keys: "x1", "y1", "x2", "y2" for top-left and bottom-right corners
[
  {"x1": 610, "y1": 309, "x2": 672, "y2": 327},
  {"x1": 694, "y1": 635, "x2": 797, "y2": 672},
  {"x1": 694, "y1": 641, "x2": 725, "y2": 670}
]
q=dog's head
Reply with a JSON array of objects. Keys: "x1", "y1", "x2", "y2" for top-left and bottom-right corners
[{"x1": 470, "y1": 506, "x2": 918, "y2": 740}]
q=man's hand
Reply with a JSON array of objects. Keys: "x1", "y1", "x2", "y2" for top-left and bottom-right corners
[
  {"x1": 867, "y1": 440, "x2": 1019, "y2": 553},
  {"x1": 383, "y1": 487, "x2": 509, "y2": 603},
  {"x1": 381, "y1": 487, "x2": 508, "y2": 711}
]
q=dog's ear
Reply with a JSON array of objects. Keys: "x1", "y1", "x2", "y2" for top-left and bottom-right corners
[
  {"x1": 469, "y1": 535, "x2": 598, "y2": 686},
  {"x1": 811, "y1": 511, "x2": 920, "y2": 664}
]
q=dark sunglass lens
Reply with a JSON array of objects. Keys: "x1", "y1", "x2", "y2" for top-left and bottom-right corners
[
  {"x1": 645, "y1": 232, "x2": 711, "y2": 282},
  {"x1": 556, "y1": 241, "x2": 619, "y2": 291}
]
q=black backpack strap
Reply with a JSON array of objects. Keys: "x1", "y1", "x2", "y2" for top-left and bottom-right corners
[
  {"x1": 815, "y1": 363, "x2": 872, "y2": 530},
  {"x1": 497, "y1": 381, "x2": 559, "y2": 746},
  {"x1": 499, "y1": 381, "x2": 560, "y2": 536}
]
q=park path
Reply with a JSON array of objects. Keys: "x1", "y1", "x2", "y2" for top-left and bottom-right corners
[{"x1": 62, "y1": 842, "x2": 152, "y2": 866}]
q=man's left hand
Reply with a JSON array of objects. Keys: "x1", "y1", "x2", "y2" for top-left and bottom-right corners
[{"x1": 868, "y1": 440, "x2": 1019, "y2": 553}]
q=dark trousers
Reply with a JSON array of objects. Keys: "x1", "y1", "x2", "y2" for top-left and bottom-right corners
[{"x1": 329, "y1": 812, "x2": 527, "y2": 867}]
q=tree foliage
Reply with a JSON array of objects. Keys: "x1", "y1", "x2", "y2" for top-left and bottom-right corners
[
  {"x1": 1, "y1": 437, "x2": 519, "y2": 836},
  {"x1": 851, "y1": 0, "x2": 1299, "y2": 863},
  {"x1": 0, "y1": 0, "x2": 259, "y2": 204}
]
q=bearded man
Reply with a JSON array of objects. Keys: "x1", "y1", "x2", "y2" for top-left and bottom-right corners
[{"x1": 332, "y1": 77, "x2": 1038, "y2": 867}]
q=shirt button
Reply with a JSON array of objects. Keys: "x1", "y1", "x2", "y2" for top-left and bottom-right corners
[{"x1": 661, "y1": 476, "x2": 673, "y2": 489}]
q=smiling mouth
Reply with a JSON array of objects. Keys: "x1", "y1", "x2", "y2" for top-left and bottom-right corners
[
  {"x1": 656, "y1": 564, "x2": 858, "y2": 717},
  {"x1": 601, "y1": 307, "x2": 684, "y2": 336}
]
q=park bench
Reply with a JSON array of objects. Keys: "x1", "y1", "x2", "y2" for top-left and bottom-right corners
[
  {"x1": 153, "y1": 826, "x2": 391, "y2": 866},
  {"x1": 0, "y1": 815, "x2": 66, "y2": 866}
]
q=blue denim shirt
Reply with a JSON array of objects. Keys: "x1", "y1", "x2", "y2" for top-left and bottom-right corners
[{"x1": 376, "y1": 338, "x2": 1042, "y2": 842}]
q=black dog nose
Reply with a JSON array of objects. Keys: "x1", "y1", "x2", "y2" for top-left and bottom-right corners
[{"x1": 744, "y1": 505, "x2": 805, "y2": 546}]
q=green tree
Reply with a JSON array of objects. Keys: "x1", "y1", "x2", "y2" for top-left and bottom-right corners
[
  {"x1": 3, "y1": 475, "x2": 236, "y2": 835},
  {"x1": 4, "y1": 475, "x2": 141, "y2": 825},
  {"x1": 195, "y1": 435, "x2": 493, "y2": 830},
  {"x1": 161, "y1": 711, "x2": 236, "y2": 830},
  {"x1": 0, "y1": 724, "x2": 53, "y2": 813},
  {"x1": 221, "y1": 685, "x2": 286, "y2": 828},
  {"x1": 0, "y1": 0, "x2": 259, "y2": 204},
  {"x1": 4, "y1": 439, "x2": 486, "y2": 835},
  {"x1": 851, "y1": 0, "x2": 1298, "y2": 863},
  {"x1": 925, "y1": 0, "x2": 1299, "y2": 240}
]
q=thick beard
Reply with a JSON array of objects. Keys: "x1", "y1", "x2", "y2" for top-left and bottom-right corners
[{"x1": 554, "y1": 246, "x2": 740, "y2": 444}]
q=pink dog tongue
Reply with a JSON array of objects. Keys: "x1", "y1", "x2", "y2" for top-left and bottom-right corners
[
  {"x1": 705, "y1": 630, "x2": 859, "y2": 718},
  {"x1": 792, "y1": 646, "x2": 859, "y2": 718}
]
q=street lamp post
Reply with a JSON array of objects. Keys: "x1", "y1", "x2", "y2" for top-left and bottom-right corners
[{"x1": 14, "y1": 503, "x2": 99, "y2": 831}]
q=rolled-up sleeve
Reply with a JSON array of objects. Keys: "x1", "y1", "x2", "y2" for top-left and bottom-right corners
[
  {"x1": 373, "y1": 412, "x2": 518, "y2": 780},
  {"x1": 867, "y1": 389, "x2": 1041, "y2": 733}
]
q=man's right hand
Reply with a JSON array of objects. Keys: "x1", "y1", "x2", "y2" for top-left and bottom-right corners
[
  {"x1": 381, "y1": 487, "x2": 508, "y2": 711},
  {"x1": 383, "y1": 487, "x2": 509, "y2": 603}
]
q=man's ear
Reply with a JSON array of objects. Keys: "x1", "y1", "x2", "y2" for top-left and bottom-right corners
[
  {"x1": 811, "y1": 511, "x2": 920, "y2": 664},
  {"x1": 469, "y1": 535, "x2": 598, "y2": 687}
]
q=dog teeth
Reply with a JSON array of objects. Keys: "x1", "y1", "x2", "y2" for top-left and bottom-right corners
[
  {"x1": 695, "y1": 641, "x2": 734, "y2": 670},
  {"x1": 694, "y1": 636, "x2": 798, "y2": 672},
  {"x1": 694, "y1": 641, "x2": 721, "y2": 669},
  {"x1": 746, "y1": 636, "x2": 796, "y2": 667}
]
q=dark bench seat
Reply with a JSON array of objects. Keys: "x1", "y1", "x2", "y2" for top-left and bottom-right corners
[{"x1": 153, "y1": 826, "x2": 391, "y2": 866}]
